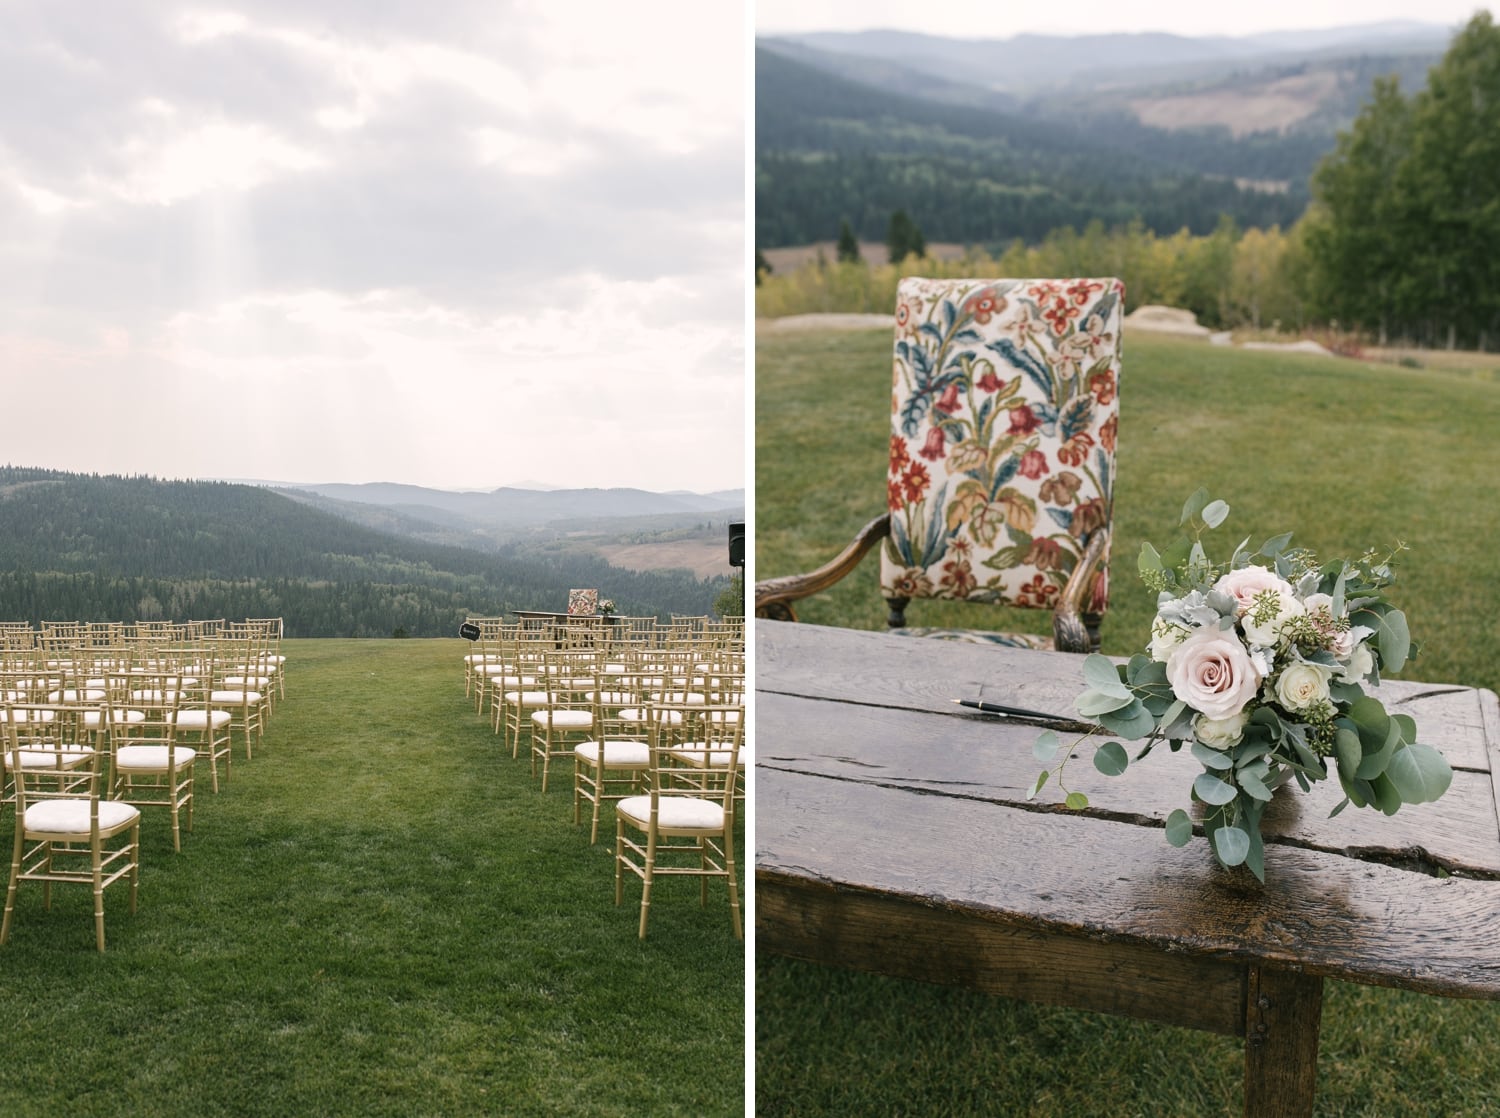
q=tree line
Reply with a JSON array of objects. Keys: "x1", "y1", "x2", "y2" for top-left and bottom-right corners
[
  {"x1": 757, "y1": 17, "x2": 1499, "y2": 351},
  {"x1": 758, "y1": 14, "x2": 1500, "y2": 351},
  {"x1": 0, "y1": 469, "x2": 732, "y2": 636}
]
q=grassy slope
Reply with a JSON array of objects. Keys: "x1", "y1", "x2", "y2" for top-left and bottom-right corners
[
  {"x1": 0, "y1": 639, "x2": 743, "y2": 1117},
  {"x1": 754, "y1": 326, "x2": 1500, "y2": 1116}
]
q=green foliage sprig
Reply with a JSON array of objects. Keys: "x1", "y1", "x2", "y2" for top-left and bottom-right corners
[{"x1": 1034, "y1": 490, "x2": 1453, "y2": 881}]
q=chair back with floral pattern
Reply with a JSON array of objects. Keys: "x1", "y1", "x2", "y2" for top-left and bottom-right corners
[{"x1": 881, "y1": 277, "x2": 1123, "y2": 627}]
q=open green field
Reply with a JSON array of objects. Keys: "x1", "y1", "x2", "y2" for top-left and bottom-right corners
[
  {"x1": 0, "y1": 639, "x2": 744, "y2": 1117},
  {"x1": 755, "y1": 326, "x2": 1500, "y2": 1117}
]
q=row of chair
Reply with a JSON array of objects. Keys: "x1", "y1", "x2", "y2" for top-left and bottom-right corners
[
  {"x1": 0, "y1": 618, "x2": 285, "y2": 950},
  {"x1": 461, "y1": 614, "x2": 746, "y2": 938}
]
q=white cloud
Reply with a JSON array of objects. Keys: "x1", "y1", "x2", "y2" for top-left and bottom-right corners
[{"x1": 0, "y1": 0, "x2": 746, "y2": 492}]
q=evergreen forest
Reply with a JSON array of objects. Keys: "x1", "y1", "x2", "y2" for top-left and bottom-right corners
[
  {"x1": 757, "y1": 14, "x2": 1500, "y2": 351},
  {"x1": 0, "y1": 468, "x2": 732, "y2": 637}
]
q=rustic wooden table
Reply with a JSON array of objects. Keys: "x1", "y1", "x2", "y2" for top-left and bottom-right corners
[{"x1": 755, "y1": 621, "x2": 1500, "y2": 1117}]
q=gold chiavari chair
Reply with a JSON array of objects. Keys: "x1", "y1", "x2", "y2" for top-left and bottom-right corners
[{"x1": 614, "y1": 702, "x2": 744, "y2": 939}]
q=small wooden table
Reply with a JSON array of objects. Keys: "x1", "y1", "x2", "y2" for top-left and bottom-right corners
[{"x1": 755, "y1": 621, "x2": 1500, "y2": 1117}]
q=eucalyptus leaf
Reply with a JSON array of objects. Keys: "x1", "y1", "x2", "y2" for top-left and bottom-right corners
[
  {"x1": 1165, "y1": 809, "x2": 1193, "y2": 846},
  {"x1": 1180, "y1": 487, "x2": 1209, "y2": 526},
  {"x1": 1370, "y1": 773, "x2": 1403, "y2": 816},
  {"x1": 1237, "y1": 767, "x2": 1273, "y2": 802},
  {"x1": 1082, "y1": 653, "x2": 1131, "y2": 698},
  {"x1": 1354, "y1": 717, "x2": 1402, "y2": 780},
  {"x1": 1065, "y1": 791, "x2": 1090, "y2": 810},
  {"x1": 1385, "y1": 742, "x2": 1454, "y2": 804},
  {"x1": 1193, "y1": 773, "x2": 1238, "y2": 806},
  {"x1": 1099, "y1": 699, "x2": 1157, "y2": 740},
  {"x1": 1138, "y1": 541, "x2": 1163, "y2": 575},
  {"x1": 1334, "y1": 727, "x2": 1362, "y2": 783},
  {"x1": 1027, "y1": 770, "x2": 1049, "y2": 801},
  {"x1": 1033, "y1": 730, "x2": 1061, "y2": 762},
  {"x1": 1190, "y1": 741, "x2": 1233, "y2": 771},
  {"x1": 1093, "y1": 741, "x2": 1129, "y2": 777},
  {"x1": 1201, "y1": 499, "x2": 1229, "y2": 529},
  {"x1": 1258, "y1": 531, "x2": 1294, "y2": 558},
  {"x1": 1212, "y1": 825, "x2": 1251, "y2": 866},
  {"x1": 1076, "y1": 688, "x2": 1135, "y2": 716}
]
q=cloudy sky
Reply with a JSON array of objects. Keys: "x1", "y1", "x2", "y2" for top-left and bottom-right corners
[
  {"x1": 756, "y1": 0, "x2": 1493, "y2": 37},
  {"x1": 1, "y1": 2, "x2": 746, "y2": 493}
]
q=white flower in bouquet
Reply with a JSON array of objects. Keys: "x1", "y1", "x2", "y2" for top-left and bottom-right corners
[
  {"x1": 1273, "y1": 660, "x2": 1333, "y2": 712},
  {"x1": 1240, "y1": 586, "x2": 1305, "y2": 647},
  {"x1": 1195, "y1": 710, "x2": 1249, "y2": 749}
]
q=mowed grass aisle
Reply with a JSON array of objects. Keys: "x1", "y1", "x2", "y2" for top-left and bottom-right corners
[
  {"x1": 0, "y1": 639, "x2": 744, "y2": 1117},
  {"x1": 755, "y1": 325, "x2": 1500, "y2": 1117}
]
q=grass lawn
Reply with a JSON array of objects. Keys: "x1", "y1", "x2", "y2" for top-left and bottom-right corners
[
  {"x1": 0, "y1": 638, "x2": 744, "y2": 1117},
  {"x1": 754, "y1": 324, "x2": 1500, "y2": 1117}
]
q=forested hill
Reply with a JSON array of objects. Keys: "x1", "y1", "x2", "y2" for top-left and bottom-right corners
[
  {"x1": 755, "y1": 45, "x2": 1309, "y2": 249},
  {"x1": 0, "y1": 468, "x2": 731, "y2": 637}
]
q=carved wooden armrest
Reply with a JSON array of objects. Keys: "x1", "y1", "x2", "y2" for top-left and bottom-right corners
[
  {"x1": 754, "y1": 514, "x2": 892, "y2": 622},
  {"x1": 1052, "y1": 527, "x2": 1110, "y2": 654}
]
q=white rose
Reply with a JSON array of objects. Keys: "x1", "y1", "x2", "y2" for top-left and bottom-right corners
[
  {"x1": 1241, "y1": 590, "x2": 1304, "y2": 648},
  {"x1": 1339, "y1": 643, "x2": 1376, "y2": 684},
  {"x1": 1148, "y1": 617, "x2": 1189, "y2": 662},
  {"x1": 1214, "y1": 566, "x2": 1295, "y2": 615},
  {"x1": 1195, "y1": 710, "x2": 1249, "y2": 749},
  {"x1": 1275, "y1": 661, "x2": 1332, "y2": 711},
  {"x1": 1166, "y1": 628, "x2": 1262, "y2": 720}
]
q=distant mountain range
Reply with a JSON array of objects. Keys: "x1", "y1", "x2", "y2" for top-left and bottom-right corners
[
  {"x1": 269, "y1": 482, "x2": 744, "y2": 548},
  {"x1": 755, "y1": 22, "x2": 1453, "y2": 249},
  {"x1": 0, "y1": 468, "x2": 737, "y2": 636},
  {"x1": 764, "y1": 21, "x2": 1451, "y2": 97}
]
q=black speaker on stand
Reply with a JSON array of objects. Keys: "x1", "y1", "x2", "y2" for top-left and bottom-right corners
[{"x1": 728, "y1": 521, "x2": 746, "y2": 568}]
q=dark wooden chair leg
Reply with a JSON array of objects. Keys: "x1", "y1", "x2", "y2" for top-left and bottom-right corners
[{"x1": 1243, "y1": 966, "x2": 1323, "y2": 1118}]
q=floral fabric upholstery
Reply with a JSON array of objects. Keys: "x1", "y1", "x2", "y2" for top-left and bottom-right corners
[
  {"x1": 881, "y1": 277, "x2": 1124, "y2": 617},
  {"x1": 567, "y1": 589, "x2": 599, "y2": 616}
]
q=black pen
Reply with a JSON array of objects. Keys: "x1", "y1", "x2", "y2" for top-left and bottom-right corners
[{"x1": 952, "y1": 698, "x2": 1066, "y2": 721}]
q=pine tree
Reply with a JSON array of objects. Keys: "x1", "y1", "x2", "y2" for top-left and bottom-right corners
[
  {"x1": 836, "y1": 219, "x2": 861, "y2": 263},
  {"x1": 885, "y1": 209, "x2": 925, "y2": 265}
]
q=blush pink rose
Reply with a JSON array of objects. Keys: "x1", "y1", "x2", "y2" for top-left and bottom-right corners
[
  {"x1": 1213, "y1": 565, "x2": 1295, "y2": 615},
  {"x1": 1166, "y1": 628, "x2": 1261, "y2": 720}
]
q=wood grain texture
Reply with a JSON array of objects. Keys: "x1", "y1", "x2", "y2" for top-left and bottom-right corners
[
  {"x1": 756, "y1": 765, "x2": 1500, "y2": 998},
  {"x1": 1244, "y1": 967, "x2": 1323, "y2": 1118},
  {"x1": 757, "y1": 869, "x2": 1249, "y2": 1036},
  {"x1": 757, "y1": 620, "x2": 1497, "y2": 772}
]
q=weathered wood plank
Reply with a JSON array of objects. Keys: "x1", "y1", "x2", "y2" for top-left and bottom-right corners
[
  {"x1": 1244, "y1": 967, "x2": 1323, "y2": 1118},
  {"x1": 757, "y1": 870, "x2": 1249, "y2": 1037},
  {"x1": 756, "y1": 764, "x2": 1500, "y2": 999},
  {"x1": 758, "y1": 690, "x2": 1500, "y2": 876},
  {"x1": 756, "y1": 621, "x2": 1498, "y2": 772}
]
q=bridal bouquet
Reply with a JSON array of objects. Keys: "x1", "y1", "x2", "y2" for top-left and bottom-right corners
[{"x1": 1033, "y1": 490, "x2": 1452, "y2": 880}]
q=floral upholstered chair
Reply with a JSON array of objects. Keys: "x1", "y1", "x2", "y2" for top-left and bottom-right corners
[{"x1": 755, "y1": 276, "x2": 1124, "y2": 653}]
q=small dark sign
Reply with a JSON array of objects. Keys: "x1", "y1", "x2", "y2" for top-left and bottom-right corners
[{"x1": 458, "y1": 622, "x2": 481, "y2": 641}]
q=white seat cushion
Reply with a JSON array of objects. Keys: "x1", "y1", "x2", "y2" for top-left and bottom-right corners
[
  {"x1": 4, "y1": 747, "x2": 94, "y2": 770},
  {"x1": 531, "y1": 710, "x2": 594, "y2": 729},
  {"x1": 0, "y1": 708, "x2": 56, "y2": 724},
  {"x1": 84, "y1": 709, "x2": 146, "y2": 728},
  {"x1": 617, "y1": 795, "x2": 724, "y2": 830},
  {"x1": 171, "y1": 709, "x2": 233, "y2": 729},
  {"x1": 47, "y1": 688, "x2": 107, "y2": 702},
  {"x1": 618, "y1": 708, "x2": 685, "y2": 725},
  {"x1": 25, "y1": 798, "x2": 139, "y2": 835},
  {"x1": 504, "y1": 690, "x2": 550, "y2": 706},
  {"x1": 575, "y1": 740, "x2": 650, "y2": 766},
  {"x1": 211, "y1": 690, "x2": 263, "y2": 703},
  {"x1": 668, "y1": 744, "x2": 739, "y2": 768},
  {"x1": 114, "y1": 744, "x2": 198, "y2": 770}
]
